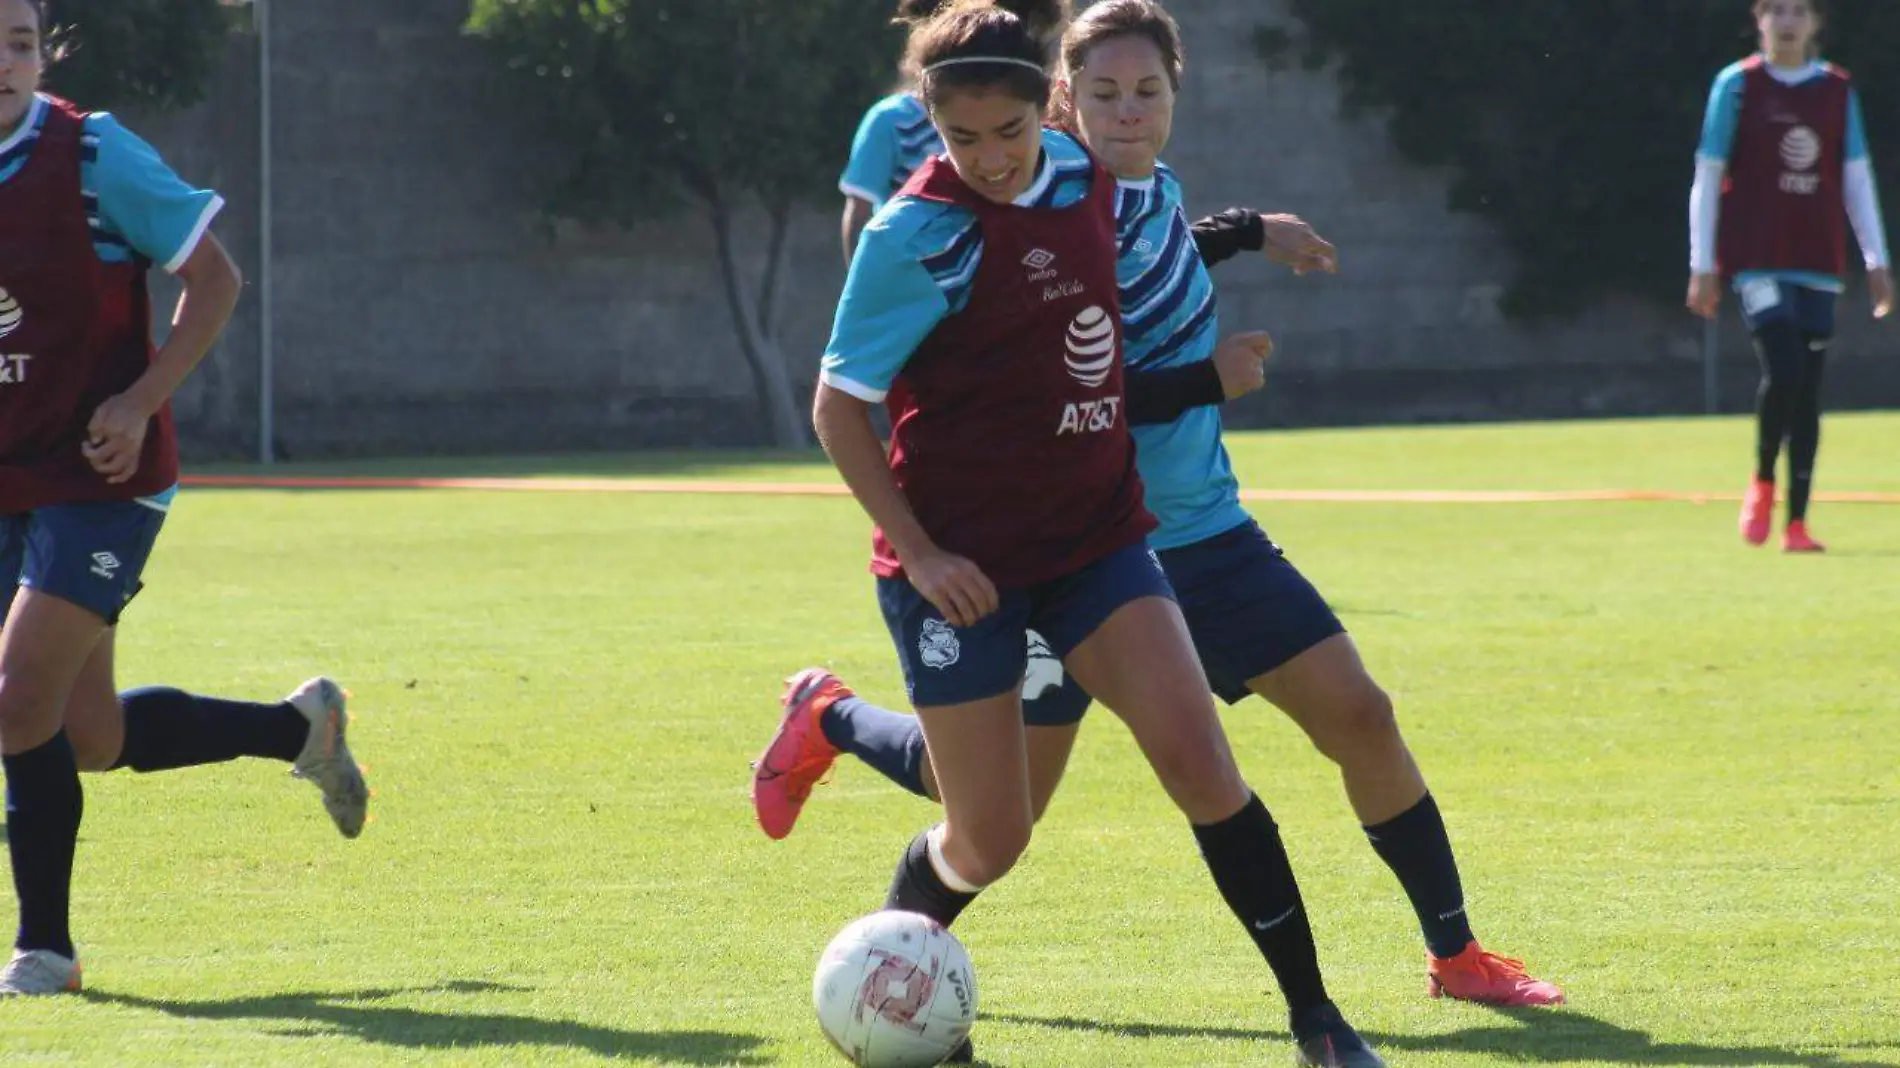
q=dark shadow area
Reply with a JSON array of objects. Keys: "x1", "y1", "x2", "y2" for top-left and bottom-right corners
[
  {"x1": 86, "y1": 980, "x2": 771, "y2": 1065},
  {"x1": 988, "y1": 1005, "x2": 1899, "y2": 1068}
]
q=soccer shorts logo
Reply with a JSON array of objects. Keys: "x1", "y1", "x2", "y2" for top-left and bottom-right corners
[{"x1": 918, "y1": 618, "x2": 961, "y2": 670}]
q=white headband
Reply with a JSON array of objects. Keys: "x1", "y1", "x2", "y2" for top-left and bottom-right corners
[{"x1": 922, "y1": 56, "x2": 1048, "y2": 77}]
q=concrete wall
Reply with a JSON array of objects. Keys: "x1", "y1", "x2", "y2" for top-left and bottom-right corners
[{"x1": 125, "y1": 0, "x2": 1897, "y2": 459}]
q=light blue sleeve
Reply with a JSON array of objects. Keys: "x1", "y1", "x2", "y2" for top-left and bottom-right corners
[
  {"x1": 839, "y1": 99, "x2": 904, "y2": 207},
  {"x1": 1846, "y1": 89, "x2": 1870, "y2": 163},
  {"x1": 819, "y1": 205, "x2": 951, "y2": 403},
  {"x1": 1697, "y1": 64, "x2": 1746, "y2": 163},
  {"x1": 86, "y1": 113, "x2": 224, "y2": 272}
]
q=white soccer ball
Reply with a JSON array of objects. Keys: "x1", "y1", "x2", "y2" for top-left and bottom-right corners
[{"x1": 813, "y1": 910, "x2": 977, "y2": 1067}]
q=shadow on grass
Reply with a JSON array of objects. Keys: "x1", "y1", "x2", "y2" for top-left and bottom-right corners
[
  {"x1": 86, "y1": 980, "x2": 771, "y2": 1065},
  {"x1": 988, "y1": 1005, "x2": 1899, "y2": 1068}
]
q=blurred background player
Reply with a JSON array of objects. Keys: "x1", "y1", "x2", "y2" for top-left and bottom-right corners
[
  {"x1": 1688, "y1": 0, "x2": 1891, "y2": 552},
  {"x1": 0, "y1": 0, "x2": 367, "y2": 995},
  {"x1": 758, "y1": 0, "x2": 1562, "y2": 1013},
  {"x1": 837, "y1": 0, "x2": 1072, "y2": 264},
  {"x1": 806, "y1": 4, "x2": 1382, "y2": 1064}
]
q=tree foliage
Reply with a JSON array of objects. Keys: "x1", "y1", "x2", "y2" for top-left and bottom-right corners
[
  {"x1": 42, "y1": 0, "x2": 238, "y2": 113},
  {"x1": 1259, "y1": 1, "x2": 1900, "y2": 317},
  {"x1": 465, "y1": 0, "x2": 901, "y2": 445}
]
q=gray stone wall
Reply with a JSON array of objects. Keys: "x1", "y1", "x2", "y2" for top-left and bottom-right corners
[{"x1": 121, "y1": 0, "x2": 1896, "y2": 458}]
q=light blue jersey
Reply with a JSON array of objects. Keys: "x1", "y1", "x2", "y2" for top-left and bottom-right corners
[
  {"x1": 839, "y1": 93, "x2": 946, "y2": 208},
  {"x1": 1698, "y1": 59, "x2": 1873, "y2": 293},
  {"x1": 1114, "y1": 164, "x2": 1248, "y2": 550},
  {"x1": 1, "y1": 95, "x2": 225, "y2": 272},
  {"x1": 822, "y1": 129, "x2": 1096, "y2": 402}
]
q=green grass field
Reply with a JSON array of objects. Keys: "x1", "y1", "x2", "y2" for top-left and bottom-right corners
[{"x1": 4, "y1": 414, "x2": 1898, "y2": 1067}]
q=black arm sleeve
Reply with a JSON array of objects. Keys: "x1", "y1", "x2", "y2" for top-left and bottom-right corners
[
  {"x1": 1190, "y1": 208, "x2": 1265, "y2": 268},
  {"x1": 1126, "y1": 360, "x2": 1226, "y2": 427}
]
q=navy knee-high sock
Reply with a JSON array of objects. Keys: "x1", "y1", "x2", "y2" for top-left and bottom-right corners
[
  {"x1": 1786, "y1": 341, "x2": 1828, "y2": 522},
  {"x1": 1364, "y1": 793, "x2": 1475, "y2": 959},
  {"x1": 1753, "y1": 321, "x2": 1804, "y2": 483},
  {"x1": 884, "y1": 829, "x2": 980, "y2": 927},
  {"x1": 110, "y1": 687, "x2": 309, "y2": 772},
  {"x1": 4, "y1": 731, "x2": 83, "y2": 958},
  {"x1": 820, "y1": 698, "x2": 930, "y2": 798},
  {"x1": 1192, "y1": 794, "x2": 1331, "y2": 1022}
]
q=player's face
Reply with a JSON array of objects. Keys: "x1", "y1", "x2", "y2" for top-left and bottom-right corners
[
  {"x1": 1757, "y1": 0, "x2": 1819, "y2": 60},
  {"x1": 1066, "y1": 35, "x2": 1174, "y2": 181},
  {"x1": 933, "y1": 88, "x2": 1044, "y2": 204},
  {"x1": 0, "y1": 0, "x2": 42, "y2": 134}
]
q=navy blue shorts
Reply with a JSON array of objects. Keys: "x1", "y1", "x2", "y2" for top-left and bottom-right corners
[
  {"x1": 1022, "y1": 519, "x2": 1345, "y2": 724},
  {"x1": 1, "y1": 500, "x2": 167, "y2": 626},
  {"x1": 1737, "y1": 278, "x2": 1837, "y2": 339},
  {"x1": 878, "y1": 540, "x2": 1175, "y2": 709}
]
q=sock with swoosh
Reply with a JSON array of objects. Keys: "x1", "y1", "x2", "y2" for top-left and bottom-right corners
[
  {"x1": 1364, "y1": 792, "x2": 1475, "y2": 959},
  {"x1": 1192, "y1": 793, "x2": 1330, "y2": 1019}
]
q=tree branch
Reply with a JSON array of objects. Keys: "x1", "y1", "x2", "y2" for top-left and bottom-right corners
[{"x1": 758, "y1": 197, "x2": 793, "y2": 340}]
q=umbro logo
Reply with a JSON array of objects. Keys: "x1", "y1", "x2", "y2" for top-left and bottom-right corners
[
  {"x1": 90, "y1": 552, "x2": 122, "y2": 579},
  {"x1": 1022, "y1": 248, "x2": 1056, "y2": 270}
]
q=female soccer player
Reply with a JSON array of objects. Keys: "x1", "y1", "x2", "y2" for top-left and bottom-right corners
[
  {"x1": 759, "y1": 0, "x2": 1563, "y2": 1014},
  {"x1": 810, "y1": 3, "x2": 1382, "y2": 1064},
  {"x1": 1688, "y1": 0, "x2": 1891, "y2": 552},
  {"x1": 838, "y1": 0, "x2": 1072, "y2": 264},
  {"x1": 0, "y1": 0, "x2": 367, "y2": 996}
]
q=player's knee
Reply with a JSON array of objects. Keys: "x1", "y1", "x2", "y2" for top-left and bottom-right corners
[
  {"x1": 1314, "y1": 684, "x2": 1402, "y2": 763},
  {"x1": 1348, "y1": 685, "x2": 1400, "y2": 741},
  {"x1": 0, "y1": 672, "x2": 64, "y2": 733},
  {"x1": 1144, "y1": 734, "x2": 1249, "y2": 822}
]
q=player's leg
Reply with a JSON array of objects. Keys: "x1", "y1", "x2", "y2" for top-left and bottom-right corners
[
  {"x1": 1049, "y1": 544, "x2": 1382, "y2": 1067},
  {"x1": 63, "y1": 647, "x2": 365, "y2": 837},
  {"x1": 1740, "y1": 279, "x2": 1803, "y2": 546},
  {"x1": 1167, "y1": 522, "x2": 1563, "y2": 1006},
  {"x1": 753, "y1": 667, "x2": 929, "y2": 843},
  {"x1": 875, "y1": 579, "x2": 1037, "y2": 927},
  {"x1": 886, "y1": 652, "x2": 1089, "y2": 820},
  {"x1": 45, "y1": 500, "x2": 368, "y2": 836},
  {"x1": 0, "y1": 507, "x2": 128, "y2": 995},
  {"x1": 1170, "y1": 531, "x2": 1452, "y2": 948},
  {"x1": 886, "y1": 694, "x2": 1032, "y2": 919},
  {"x1": 752, "y1": 632, "x2": 1090, "y2": 836},
  {"x1": 1250, "y1": 636, "x2": 1559, "y2": 1005},
  {"x1": 64, "y1": 633, "x2": 300, "y2": 774},
  {"x1": 1158, "y1": 526, "x2": 1416, "y2": 817},
  {"x1": 1783, "y1": 286, "x2": 1836, "y2": 552},
  {"x1": 0, "y1": 588, "x2": 100, "y2": 996}
]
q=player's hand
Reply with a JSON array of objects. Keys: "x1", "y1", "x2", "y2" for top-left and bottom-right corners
[
  {"x1": 906, "y1": 549, "x2": 999, "y2": 629},
  {"x1": 1212, "y1": 331, "x2": 1273, "y2": 400},
  {"x1": 1869, "y1": 267, "x2": 1893, "y2": 320},
  {"x1": 1687, "y1": 273, "x2": 1722, "y2": 319},
  {"x1": 1259, "y1": 214, "x2": 1338, "y2": 276},
  {"x1": 83, "y1": 392, "x2": 151, "y2": 484}
]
